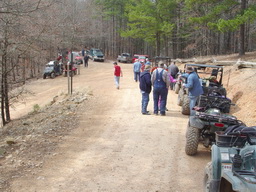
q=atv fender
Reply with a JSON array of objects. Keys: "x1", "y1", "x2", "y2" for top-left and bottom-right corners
[
  {"x1": 211, "y1": 145, "x2": 222, "y2": 178},
  {"x1": 189, "y1": 115, "x2": 204, "y2": 129}
]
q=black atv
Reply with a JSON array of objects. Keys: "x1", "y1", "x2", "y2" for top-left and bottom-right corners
[
  {"x1": 185, "y1": 94, "x2": 245, "y2": 156},
  {"x1": 177, "y1": 64, "x2": 226, "y2": 115}
]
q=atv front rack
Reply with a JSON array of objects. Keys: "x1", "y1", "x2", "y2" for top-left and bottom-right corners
[
  {"x1": 215, "y1": 131, "x2": 247, "y2": 147},
  {"x1": 233, "y1": 170, "x2": 256, "y2": 184}
]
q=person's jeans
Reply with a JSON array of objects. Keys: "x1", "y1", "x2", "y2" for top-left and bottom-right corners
[
  {"x1": 134, "y1": 72, "x2": 140, "y2": 82},
  {"x1": 189, "y1": 95, "x2": 199, "y2": 116},
  {"x1": 114, "y1": 76, "x2": 120, "y2": 88},
  {"x1": 153, "y1": 87, "x2": 168, "y2": 114},
  {"x1": 141, "y1": 92, "x2": 149, "y2": 113}
]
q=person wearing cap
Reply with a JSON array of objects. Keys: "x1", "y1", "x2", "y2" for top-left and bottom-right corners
[
  {"x1": 140, "y1": 60, "x2": 145, "y2": 72},
  {"x1": 151, "y1": 62, "x2": 170, "y2": 116},
  {"x1": 113, "y1": 62, "x2": 123, "y2": 89},
  {"x1": 139, "y1": 65, "x2": 152, "y2": 115},
  {"x1": 145, "y1": 58, "x2": 151, "y2": 66},
  {"x1": 133, "y1": 59, "x2": 141, "y2": 82},
  {"x1": 182, "y1": 66, "x2": 203, "y2": 115}
]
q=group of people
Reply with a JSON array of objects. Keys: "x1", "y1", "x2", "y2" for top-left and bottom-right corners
[
  {"x1": 113, "y1": 58, "x2": 203, "y2": 116},
  {"x1": 132, "y1": 59, "x2": 179, "y2": 116}
]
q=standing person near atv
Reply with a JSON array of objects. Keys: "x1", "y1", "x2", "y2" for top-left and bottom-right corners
[
  {"x1": 168, "y1": 62, "x2": 179, "y2": 90},
  {"x1": 151, "y1": 62, "x2": 170, "y2": 116},
  {"x1": 84, "y1": 54, "x2": 89, "y2": 68},
  {"x1": 133, "y1": 59, "x2": 141, "y2": 82},
  {"x1": 139, "y1": 65, "x2": 152, "y2": 115},
  {"x1": 113, "y1": 62, "x2": 123, "y2": 89},
  {"x1": 182, "y1": 66, "x2": 203, "y2": 115}
]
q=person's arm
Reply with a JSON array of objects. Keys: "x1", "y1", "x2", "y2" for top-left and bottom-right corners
[
  {"x1": 120, "y1": 68, "x2": 123, "y2": 77},
  {"x1": 164, "y1": 71, "x2": 171, "y2": 88},
  {"x1": 146, "y1": 74, "x2": 152, "y2": 86},
  {"x1": 184, "y1": 75, "x2": 193, "y2": 89},
  {"x1": 151, "y1": 70, "x2": 156, "y2": 84}
]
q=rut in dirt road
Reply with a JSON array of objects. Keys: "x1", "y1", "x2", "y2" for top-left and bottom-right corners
[{"x1": 9, "y1": 61, "x2": 210, "y2": 192}]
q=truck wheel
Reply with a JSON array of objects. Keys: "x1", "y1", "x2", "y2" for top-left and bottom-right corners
[
  {"x1": 182, "y1": 96, "x2": 190, "y2": 115},
  {"x1": 177, "y1": 89, "x2": 184, "y2": 106},
  {"x1": 185, "y1": 123, "x2": 199, "y2": 155},
  {"x1": 204, "y1": 162, "x2": 213, "y2": 192},
  {"x1": 174, "y1": 83, "x2": 180, "y2": 94}
]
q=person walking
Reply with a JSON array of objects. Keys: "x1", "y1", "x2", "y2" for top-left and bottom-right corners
[
  {"x1": 139, "y1": 65, "x2": 152, "y2": 115},
  {"x1": 113, "y1": 62, "x2": 123, "y2": 89},
  {"x1": 151, "y1": 62, "x2": 170, "y2": 116},
  {"x1": 133, "y1": 59, "x2": 141, "y2": 82},
  {"x1": 168, "y1": 61, "x2": 179, "y2": 90},
  {"x1": 84, "y1": 54, "x2": 89, "y2": 68},
  {"x1": 182, "y1": 66, "x2": 203, "y2": 115}
]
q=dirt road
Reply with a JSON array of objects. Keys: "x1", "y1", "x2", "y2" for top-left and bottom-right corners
[{"x1": 9, "y1": 60, "x2": 210, "y2": 192}]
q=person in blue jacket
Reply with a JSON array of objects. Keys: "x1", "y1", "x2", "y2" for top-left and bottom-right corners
[
  {"x1": 182, "y1": 66, "x2": 203, "y2": 115},
  {"x1": 139, "y1": 65, "x2": 152, "y2": 115},
  {"x1": 133, "y1": 59, "x2": 142, "y2": 82}
]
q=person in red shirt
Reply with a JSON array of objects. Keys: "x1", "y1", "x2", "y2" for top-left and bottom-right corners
[{"x1": 113, "y1": 62, "x2": 123, "y2": 89}]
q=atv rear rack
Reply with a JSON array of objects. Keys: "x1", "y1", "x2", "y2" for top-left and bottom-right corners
[{"x1": 197, "y1": 113, "x2": 242, "y2": 125}]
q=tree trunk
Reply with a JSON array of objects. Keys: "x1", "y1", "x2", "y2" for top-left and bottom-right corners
[{"x1": 239, "y1": 0, "x2": 246, "y2": 56}]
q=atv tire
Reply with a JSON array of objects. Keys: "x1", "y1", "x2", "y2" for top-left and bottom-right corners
[
  {"x1": 174, "y1": 83, "x2": 180, "y2": 94},
  {"x1": 43, "y1": 74, "x2": 46, "y2": 79},
  {"x1": 50, "y1": 73, "x2": 55, "y2": 79},
  {"x1": 204, "y1": 162, "x2": 213, "y2": 192},
  {"x1": 182, "y1": 95, "x2": 190, "y2": 115},
  {"x1": 177, "y1": 89, "x2": 184, "y2": 106},
  {"x1": 185, "y1": 123, "x2": 199, "y2": 156}
]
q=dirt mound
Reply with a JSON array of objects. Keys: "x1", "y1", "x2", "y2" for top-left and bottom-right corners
[{"x1": 0, "y1": 91, "x2": 88, "y2": 190}]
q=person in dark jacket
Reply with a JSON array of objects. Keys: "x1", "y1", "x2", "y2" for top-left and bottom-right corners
[
  {"x1": 84, "y1": 54, "x2": 89, "y2": 68},
  {"x1": 139, "y1": 65, "x2": 152, "y2": 115}
]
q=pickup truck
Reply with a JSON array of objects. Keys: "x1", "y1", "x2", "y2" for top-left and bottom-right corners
[{"x1": 117, "y1": 53, "x2": 132, "y2": 63}]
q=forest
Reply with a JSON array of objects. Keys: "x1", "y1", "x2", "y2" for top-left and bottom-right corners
[{"x1": 0, "y1": 0, "x2": 256, "y2": 125}]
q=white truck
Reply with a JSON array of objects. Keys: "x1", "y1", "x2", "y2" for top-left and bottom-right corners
[{"x1": 117, "y1": 53, "x2": 132, "y2": 63}]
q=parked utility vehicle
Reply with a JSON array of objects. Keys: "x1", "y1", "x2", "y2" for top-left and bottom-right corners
[
  {"x1": 204, "y1": 126, "x2": 256, "y2": 192},
  {"x1": 43, "y1": 61, "x2": 63, "y2": 79}
]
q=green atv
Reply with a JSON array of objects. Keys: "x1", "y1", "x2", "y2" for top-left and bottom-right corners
[{"x1": 204, "y1": 126, "x2": 256, "y2": 192}]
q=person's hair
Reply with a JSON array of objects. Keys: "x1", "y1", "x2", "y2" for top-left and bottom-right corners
[
  {"x1": 113, "y1": 62, "x2": 117, "y2": 65},
  {"x1": 160, "y1": 63, "x2": 165, "y2": 68}
]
